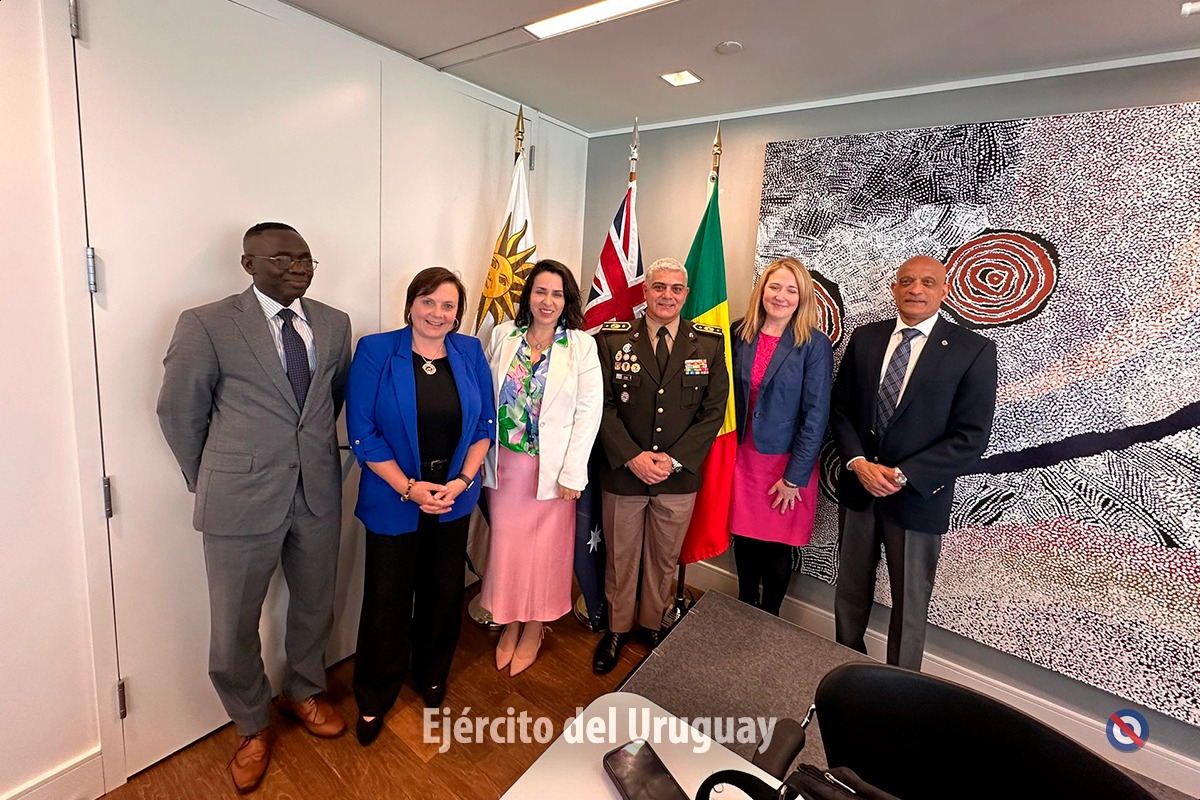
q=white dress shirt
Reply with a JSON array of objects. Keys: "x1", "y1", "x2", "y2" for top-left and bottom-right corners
[{"x1": 877, "y1": 314, "x2": 939, "y2": 404}]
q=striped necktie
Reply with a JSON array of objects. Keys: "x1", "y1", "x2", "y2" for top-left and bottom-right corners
[{"x1": 875, "y1": 327, "x2": 921, "y2": 432}]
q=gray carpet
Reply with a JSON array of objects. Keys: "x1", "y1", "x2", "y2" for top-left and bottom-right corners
[
  {"x1": 622, "y1": 590, "x2": 1193, "y2": 800},
  {"x1": 622, "y1": 589, "x2": 865, "y2": 771}
]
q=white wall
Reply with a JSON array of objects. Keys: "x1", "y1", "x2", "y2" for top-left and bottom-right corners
[
  {"x1": 581, "y1": 58, "x2": 1200, "y2": 791},
  {"x1": 0, "y1": 1, "x2": 102, "y2": 796},
  {"x1": 378, "y1": 60, "x2": 589, "y2": 332}
]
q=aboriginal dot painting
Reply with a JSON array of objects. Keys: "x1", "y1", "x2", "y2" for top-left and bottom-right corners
[{"x1": 755, "y1": 104, "x2": 1200, "y2": 726}]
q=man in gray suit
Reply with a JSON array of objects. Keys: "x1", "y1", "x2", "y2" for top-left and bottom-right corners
[{"x1": 157, "y1": 222, "x2": 352, "y2": 793}]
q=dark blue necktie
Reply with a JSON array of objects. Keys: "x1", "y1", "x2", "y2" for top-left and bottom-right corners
[
  {"x1": 875, "y1": 328, "x2": 921, "y2": 432},
  {"x1": 277, "y1": 309, "x2": 311, "y2": 410}
]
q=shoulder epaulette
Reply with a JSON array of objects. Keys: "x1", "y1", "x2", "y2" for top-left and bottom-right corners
[
  {"x1": 600, "y1": 321, "x2": 632, "y2": 332},
  {"x1": 692, "y1": 323, "x2": 723, "y2": 336}
]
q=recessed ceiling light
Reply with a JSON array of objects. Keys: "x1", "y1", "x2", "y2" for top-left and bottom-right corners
[
  {"x1": 525, "y1": 0, "x2": 679, "y2": 40},
  {"x1": 660, "y1": 70, "x2": 702, "y2": 87},
  {"x1": 715, "y1": 41, "x2": 743, "y2": 55}
]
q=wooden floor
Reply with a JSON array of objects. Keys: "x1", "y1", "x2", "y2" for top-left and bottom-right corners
[{"x1": 103, "y1": 585, "x2": 651, "y2": 799}]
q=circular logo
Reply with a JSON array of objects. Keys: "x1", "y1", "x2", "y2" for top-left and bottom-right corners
[{"x1": 1106, "y1": 709, "x2": 1149, "y2": 752}]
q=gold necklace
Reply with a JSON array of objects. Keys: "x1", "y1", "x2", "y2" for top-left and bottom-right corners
[
  {"x1": 414, "y1": 346, "x2": 445, "y2": 375},
  {"x1": 526, "y1": 331, "x2": 552, "y2": 352}
]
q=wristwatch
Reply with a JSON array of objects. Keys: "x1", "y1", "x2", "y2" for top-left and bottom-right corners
[
  {"x1": 457, "y1": 472, "x2": 475, "y2": 490},
  {"x1": 893, "y1": 468, "x2": 908, "y2": 487},
  {"x1": 669, "y1": 457, "x2": 683, "y2": 474}
]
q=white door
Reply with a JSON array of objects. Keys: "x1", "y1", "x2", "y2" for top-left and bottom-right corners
[{"x1": 75, "y1": 0, "x2": 380, "y2": 773}]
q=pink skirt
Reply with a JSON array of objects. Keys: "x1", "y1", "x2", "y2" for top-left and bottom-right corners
[
  {"x1": 480, "y1": 448, "x2": 576, "y2": 624},
  {"x1": 729, "y1": 432, "x2": 819, "y2": 547}
]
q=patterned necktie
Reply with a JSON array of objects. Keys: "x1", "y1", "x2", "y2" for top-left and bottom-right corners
[
  {"x1": 875, "y1": 327, "x2": 922, "y2": 432},
  {"x1": 277, "y1": 309, "x2": 311, "y2": 410},
  {"x1": 655, "y1": 326, "x2": 670, "y2": 373}
]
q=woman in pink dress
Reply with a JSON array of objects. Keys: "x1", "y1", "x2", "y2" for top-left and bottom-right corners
[
  {"x1": 480, "y1": 260, "x2": 603, "y2": 675},
  {"x1": 729, "y1": 257, "x2": 832, "y2": 615}
]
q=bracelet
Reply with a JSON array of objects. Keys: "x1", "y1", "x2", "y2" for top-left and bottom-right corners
[
  {"x1": 400, "y1": 477, "x2": 415, "y2": 502},
  {"x1": 781, "y1": 478, "x2": 799, "y2": 489}
]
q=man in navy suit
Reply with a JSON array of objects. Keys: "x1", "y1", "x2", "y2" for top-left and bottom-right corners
[{"x1": 830, "y1": 255, "x2": 997, "y2": 670}]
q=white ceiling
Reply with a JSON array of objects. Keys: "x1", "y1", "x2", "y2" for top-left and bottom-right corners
[{"x1": 286, "y1": 0, "x2": 1200, "y2": 133}]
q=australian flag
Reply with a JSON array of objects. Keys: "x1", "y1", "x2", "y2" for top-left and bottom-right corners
[{"x1": 577, "y1": 177, "x2": 644, "y2": 630}]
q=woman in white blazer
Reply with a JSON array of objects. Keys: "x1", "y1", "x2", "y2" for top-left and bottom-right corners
[{"x1": 480, "y1": 260, "x2": 602, "y2": 675}]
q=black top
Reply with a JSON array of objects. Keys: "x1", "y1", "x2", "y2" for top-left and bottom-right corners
[{"x1": 412, "y1": 355, "x2": 461, "y2": 463}]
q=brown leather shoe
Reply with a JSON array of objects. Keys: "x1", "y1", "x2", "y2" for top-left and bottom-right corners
[
  {"x1": 278, "y1": 693, "x2": 347, "y2": 738},
  {"x1": 228, "y1": 730, "x2": 270, "y2": 794}
]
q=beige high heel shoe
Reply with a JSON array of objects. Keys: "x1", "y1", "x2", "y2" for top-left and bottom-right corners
[
  {"x1": 496, "y1": 623, "x2": 520, "y2": 670},
  {"x1": 509, "y1": 622, "x2": 548, "y2": 677}
]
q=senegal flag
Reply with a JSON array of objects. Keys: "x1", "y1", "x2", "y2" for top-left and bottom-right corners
[{"x1": 678, "y1": 173, "x2": 735, "y2": 563}]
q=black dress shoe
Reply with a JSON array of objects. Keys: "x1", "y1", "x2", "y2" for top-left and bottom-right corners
[
  {"x1": 356, "y1": 715, "x2": 384, "y2": 746},
  {"x1": 421, "y1": 685, "x2": 446, "y2": 708},
  {"x1": 592, "y1": 631, "x2": 629, "y2": 675},
  {"x1": 644, "y1": 627, "x2": 663, "y2": 650}
]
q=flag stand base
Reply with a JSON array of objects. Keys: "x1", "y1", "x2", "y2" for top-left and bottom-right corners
[
  {"x1": 662, "y1": 564, "x2": 697, "y2": 631},
  {"x1": 468, "y1": 594, "x2": 501, "y2": 630},
  {"x1": 573, "y1": 594, "x2": 592, "y2": 628}
]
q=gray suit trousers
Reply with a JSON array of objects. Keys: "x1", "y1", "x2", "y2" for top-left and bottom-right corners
[
  {"x1": 834, "y1": 504, "x2": 942, "y2": 671},
  {"x1": 202, "y1": 480, "x2": 340, "y2": 734}
]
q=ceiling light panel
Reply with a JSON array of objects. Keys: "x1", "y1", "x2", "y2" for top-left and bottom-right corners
[
  {"x1": 660, "y1": 69, "x2": 702, "y2": 87},
  {"x1": 525, "y1": 0, "x2": 679, "y2": 39}
]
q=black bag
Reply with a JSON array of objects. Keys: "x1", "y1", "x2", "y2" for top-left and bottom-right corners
[{"x1": 697, "y1": 765, "x2": 902, "y2": 800}]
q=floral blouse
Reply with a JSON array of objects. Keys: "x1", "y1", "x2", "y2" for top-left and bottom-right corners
[{"x1": 497, "y1": 324, "x2": 567, "y2": 455}]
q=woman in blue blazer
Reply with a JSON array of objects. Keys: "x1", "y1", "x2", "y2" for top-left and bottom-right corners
[
  {"x1": 345, "y1": 267, "x2": 494, "y2": 744},
  {"x1": 730, "y1": 257, "x2": 832, "y2": 615}
]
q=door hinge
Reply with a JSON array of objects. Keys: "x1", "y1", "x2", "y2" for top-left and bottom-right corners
[
  {"x1": 117, "y1": 679, "x2": 127, "y2": 719},
  {"x1": 69, "y1": 0, "x2": 81, "y2": 39},
  {"x1": 528, "y1": 144, "x2": 536, "y2": 171},
  {"x1": 102, "y1": 475, "x2": 113, "y2": 518},
  {"x1": 86, "y1": 247, "x2": 97, "y2": 293}
]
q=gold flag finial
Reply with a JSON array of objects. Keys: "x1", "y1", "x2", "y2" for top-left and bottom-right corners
[
  {"x1": 711, "y1": 120, "x2": 722, "y2": 175},
  {"x1": 515, "y1": 106, "x2": 526, "y2": 156},
  {"x1": 629, "y1": 117, "x2": 640, "y2": 181}
]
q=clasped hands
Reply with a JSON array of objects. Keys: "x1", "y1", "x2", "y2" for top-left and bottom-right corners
[
  {"x1": 850, "y1": 460, "x2": 904, "y2": 498},
  {"x1": 405, "y1": 479, "x2": 466, "y2": 514},
  {"x1": 626, "y1": 451, "x2": 673, "y2": 485}
]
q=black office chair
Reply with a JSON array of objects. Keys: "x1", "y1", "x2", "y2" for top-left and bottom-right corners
[{"x1": 814, "y1": 663, "x2": 1157, "y2": 800}]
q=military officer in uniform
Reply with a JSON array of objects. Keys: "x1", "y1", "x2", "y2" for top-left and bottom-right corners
[{"x1": 592, "y1": 257, "x2": 729, "y2": 674}]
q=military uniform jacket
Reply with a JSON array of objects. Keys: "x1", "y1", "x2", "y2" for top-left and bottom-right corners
[{"x1": 596, "y1": 317, "x2": 729, "y2": 496}]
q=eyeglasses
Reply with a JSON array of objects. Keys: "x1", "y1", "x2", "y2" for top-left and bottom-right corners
[{"x1": 245, "y1": 255, "x2": 319, "y2": 272}]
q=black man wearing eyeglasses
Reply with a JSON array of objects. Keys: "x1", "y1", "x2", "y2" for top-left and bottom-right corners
[{"x1": 156, "y1": 222, "x2": 352, "y2": 793}]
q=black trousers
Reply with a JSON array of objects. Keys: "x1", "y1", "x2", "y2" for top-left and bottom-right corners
[
  {"x1": 353, "y1": 509, "x2": 469, "y2": 716},
  {"x1": 732, "y1": 534, "x2": 794, "y2": 616}
]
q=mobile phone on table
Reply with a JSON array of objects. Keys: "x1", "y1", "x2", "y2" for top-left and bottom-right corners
[{"x1": 602, "y1": 739, "x2": 689, "y2": 800}]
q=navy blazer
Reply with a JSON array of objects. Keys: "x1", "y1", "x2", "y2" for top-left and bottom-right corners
[
  {"x1": 829, "y1": 316, "x2": 997, "y2": 534},
  {"x1": 732, "y1": 321, "x2": 833, "y2": 487},
  {"x1": 346, "y1": 326, "x2": 495, "y2": 535}
]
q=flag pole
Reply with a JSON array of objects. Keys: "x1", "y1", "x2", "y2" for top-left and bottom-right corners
[
  {"x1": 630, "y1": 116, "x2": 639, "y2": 179},
  {"x1": 574, "y1": 117, "x2": 642, "y2": 630},
  {"x1": 468, "y1": 103, "x2": 530, "y2": 631},
  {"x1": 711, "y1": 119, "x2": 722, "y2": 175},
  {"x1": 666, "y1": 120, "x2": 724, "y2": 633},
  {"x1": 515, "y1": 105, "x2": 526, "y2": 160}
]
